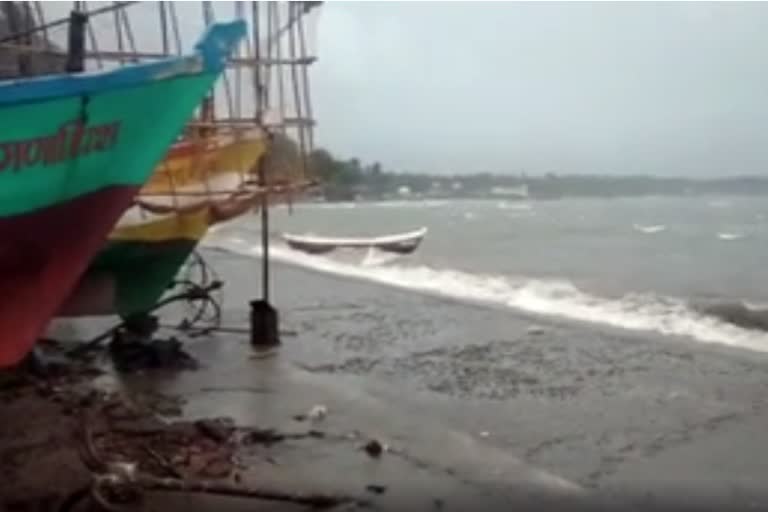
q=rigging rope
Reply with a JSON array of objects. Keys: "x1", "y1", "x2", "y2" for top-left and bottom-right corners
[{"x1": 68, "y1": 250, "x2": 224, "y2": 357}]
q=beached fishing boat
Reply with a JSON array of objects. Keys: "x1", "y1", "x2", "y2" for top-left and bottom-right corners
[
  {"x1": 0, "y1": 15, "x2": 246, "y2": 366},
  {"x1": 60, "y1": 129, "x2": 314, "y2": 319},
  {"x1": 283, "y1": 227, "x2": 428, "y2": 255},
  {"x1": 59, "y1": 128, "x2": 270, "y2": 317},
  {"x1": 56, "y1": 2, "x2": 319, "y2": 319}
]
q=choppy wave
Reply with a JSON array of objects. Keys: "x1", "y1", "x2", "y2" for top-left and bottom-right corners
[
  {"x1": 633, "y1": 224, "x2": 667, "y2": 234},
  {"x1": 718, "y1": 232, "x2": 745, "y2": 241},
  {"x1": 203, "y1": 235, "x2": 768, "y2": 352},
  {"x1": 745, "y1": 300, "x2": 768, "y2": 311},
  {"x1": 369, "y1": 200, "x2": 449, "y2": 208},
  {"x1": 298, "y1": 202, "x2": 358, "y2": 210},
  {"x1": 297, "y1": 200, "x2": 450, "y2": 210},
  {"x1": 708, "y1": 199, "x2": 732, "y2": 209},
  {"x1": 361, "y1": 247, "x2": 402, "y2": 267},
  {"x1": 497, "y1": 201, "x2": 533, "y2": 211}
]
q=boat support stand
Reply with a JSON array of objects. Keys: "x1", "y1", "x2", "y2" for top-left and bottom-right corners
[{"x1": 250, "y1": 153, "x2": 280, "y2": 349}]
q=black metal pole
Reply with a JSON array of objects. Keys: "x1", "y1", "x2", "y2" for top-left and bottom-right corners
[
  {"x1": 65, "y1": 10, "x2": 88, "y2": 73},
  {"x1": 249, "y1": 143, "x2": 280, "y2": 348},
  {"x1": 249, "y1": 2, "x2": 279, "y2": 348},
  {"x1": 260, "y1": 164, "x2": 270, "y2": 302}
]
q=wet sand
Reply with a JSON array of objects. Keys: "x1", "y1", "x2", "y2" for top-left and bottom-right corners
[
  {"x1": 208, "y1": 249, "x2": 768, "y2": 504},
  {"x1": 9, "y1": 248, "x2": 768, "y2": 510}
]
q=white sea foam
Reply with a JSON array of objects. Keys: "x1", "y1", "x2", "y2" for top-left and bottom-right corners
[
  {"x1": 744, "y1": 301, "x2": 768, "y2": 311},
  {"x1": 708, "y1": 199, "x2": 732, "y2": 209},
  {"x1": 633, "y1": 224, "x2": 667, "y2": 234},
  {"x1": 298, "y1": 200, "x2": 449, "y2": 210},
  {"x1": 368, "y1": 200, "x2": 448, "y2": 208},
  {"x1": 203, "y1": 235, "x2": 768, "y2": 352},
  {"x1": 298, "y1": 202, "x2": 358, "y2": 210},
  {"x1": 718, "y1": 232, "x2": 745, "y2": 241},
  {"x1": 497, "y1": 201, "x2": 533, "y2": 211},
  {"x1": 361, "y1": 247, "x2": 403, "y2": 267}
]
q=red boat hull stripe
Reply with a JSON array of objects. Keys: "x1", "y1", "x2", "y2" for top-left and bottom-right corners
[{"x1": 0, "y1": 185, "x2": 139, "y2": 366}]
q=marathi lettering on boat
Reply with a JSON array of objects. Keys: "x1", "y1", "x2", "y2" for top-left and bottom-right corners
[{"x1": 0, "y1": 120, "x2": 121, "y2": 173}]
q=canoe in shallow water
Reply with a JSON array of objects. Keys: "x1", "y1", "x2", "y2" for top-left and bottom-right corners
[
  {"x1": 282, "y1": 227, "x2": 428, "y2": 255},
  {"x1": 0, "y1": 21, "x2": 246, "y2": 367}
]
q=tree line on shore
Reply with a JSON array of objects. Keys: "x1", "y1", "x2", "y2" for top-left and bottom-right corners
[{"x1": 304, "y1": 147, "x2": 768, "y2": 201}]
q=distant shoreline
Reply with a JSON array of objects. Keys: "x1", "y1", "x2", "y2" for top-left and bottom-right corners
[
  {"x1": 305, "y1": 189, "x2": 768, "y2": 203},
  {"x1": 308, "y1": 147, "x2": 768, "y2": 202},
  {"x1": 312, "y1": 173, "x2": 768, "y2": 202}
]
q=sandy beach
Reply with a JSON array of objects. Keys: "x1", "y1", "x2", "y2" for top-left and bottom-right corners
[
  {"x1": 226, "y1": 252, "x2": 768, "y2": 494},
  {"x1": 143, "y1": 248, "x2": 768, "y2": 508},
  {"x1": 5, "y1": 248, "x2": 768, "y2": 511}
]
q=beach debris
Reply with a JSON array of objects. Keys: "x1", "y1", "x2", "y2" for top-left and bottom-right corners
[
  {"x1": 138, "y1": 391, "x2": 186, "y2": 417},
  {"x1": 365, "y1": 484, "x2": 387, "y2": 494},
  {"x1": 109, "y1": 335, "x2": 198, "y2": 373},
  {"x1": 78, "y1": 416, "x2": 369, "y2": 511},
  {"x1": 201, "y1": 385, "x2": 272, "y2": 395},
  {"x1": 48, "y1": 393, "x2": 241, "y2": 484},
  {"x1": 1, "y1": 368, "x2": 369, "y2": 512},
  {"x1": 363, "y1": 439, "x2": 386, "y2": 458},
  {"x1": 479, "y1": 431, "x2": 491, "y2": 438},
  {"x1": 143, "y1": 445, "x2": 183, "y2": 478},
  {"x1": 195, "y1": 417, "x2": 236, "y2": 443},
  {"x1": 294, "y1": 404, "x2": 328, "y2": 422},
  {"x1": 112, "y1": 415, "x2": 166, "y2": 435},
  {"x1": 433, "y1": 498, "x2": 445, "y2": 510},
  {"x1": 308, "y1": 404, "x2": 328, "y2": 421},
  {"x1": 24, "y1": 347, "x2": 76, "y2": 377},
  {"x1": 240, "y1": 427, "x2": 327, "y2": 446},
  {"x1": 164, "y1": 420, "x2": 199, "y2": 441},
  {"x1": 199, "y1": 457, "x2": 234, "y2": 479},
  {"x1": 527, "y1": 325, "x2": 547, "y2": 336},
  {"x1": 2, "y1": 346, "x2": 368, "y2": 511},
  {"x1": 241, "y1": 427, "x2": 286, "y2": 445},
  {"x1": 104, "y1": 400, "x2": 140, "y2": 421}
]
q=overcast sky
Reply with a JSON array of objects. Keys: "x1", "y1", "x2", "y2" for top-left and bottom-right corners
[{"x1": 310, "y1": 2, "x2": 768, "y2": 177}]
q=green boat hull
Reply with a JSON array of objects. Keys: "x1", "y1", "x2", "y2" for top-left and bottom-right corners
[{"x1": 94, "y1": 238, "x2": 199, "y2": 317}]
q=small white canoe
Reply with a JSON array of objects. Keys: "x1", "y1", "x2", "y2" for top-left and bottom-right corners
[{"x1": 283, "y1": 227, "x2": 427, "y2": 255}]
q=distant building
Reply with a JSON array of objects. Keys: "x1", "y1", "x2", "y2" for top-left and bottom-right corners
[
  {"x1": 490, "y1": 184, "x2": 529, "y2": 199},
  {"x1": 397, "y1": 186, "x2": 412, "y2": 197},
  {"x1": 451, "y1": 181, "x2": 463, "y2": 191}
]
